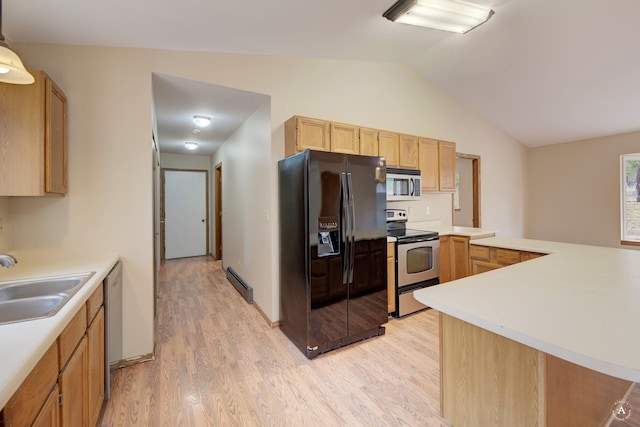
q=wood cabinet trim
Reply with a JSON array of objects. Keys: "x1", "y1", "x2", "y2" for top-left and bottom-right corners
[
  {"x1": 86, "y1": 283, "x2": 104, "y2": 324},
  {"x1": 58, "y1": 305, "x2": 88, "y2": 370}
]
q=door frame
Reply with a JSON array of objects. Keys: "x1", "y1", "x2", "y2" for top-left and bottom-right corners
[
  {"x1": 161, "y1": 168, "x2": 210, "y2": 260},
  {"x1": 455, "y1": 153, "x2": 481, "y2": 227},
  {"x1": 214, "y1": 162, "x2": 222, "y2": 260}
]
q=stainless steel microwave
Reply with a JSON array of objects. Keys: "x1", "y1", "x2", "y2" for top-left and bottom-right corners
[{"x1": 386, "y1": 168, "x2": 421, "y2": 201}]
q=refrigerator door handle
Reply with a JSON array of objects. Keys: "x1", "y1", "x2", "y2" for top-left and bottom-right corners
[
  {"x1": 341, "y1": 172, "x2": 350, "y2": 285},
  {"x1": 347, "y1": 173, "x2": 356, "y2": 284}
]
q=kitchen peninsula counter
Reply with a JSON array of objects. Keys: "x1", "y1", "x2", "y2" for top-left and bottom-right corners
[
  {"x1": 407, "y1": 222, "x2": 497, "y2": 239},
  {"x1": 414, "y1": 237, "x2": 640, "y2": 426},
  {"x1": 0, "y1": 250, "x2": 119, "y2": 409}
]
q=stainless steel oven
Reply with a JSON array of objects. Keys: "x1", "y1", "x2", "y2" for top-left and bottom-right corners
[{"x1": 387, "y1": 209, "x2": 440, "y2": 317}]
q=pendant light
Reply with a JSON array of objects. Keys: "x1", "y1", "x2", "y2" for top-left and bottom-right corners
[{"x1": 0, "y1": 0, "x2": 34, "y2": 84}]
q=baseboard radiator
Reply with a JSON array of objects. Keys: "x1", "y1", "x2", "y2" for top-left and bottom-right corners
[{"x1": 226, "y1": 267, "x2": 253, "y2": 304}]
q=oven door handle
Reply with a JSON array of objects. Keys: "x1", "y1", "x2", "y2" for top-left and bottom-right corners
[{"x1": 341, "y1": 172, "x2": 350, "y2": 285}]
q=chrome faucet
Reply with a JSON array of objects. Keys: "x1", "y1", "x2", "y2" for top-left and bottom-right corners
[{"x1": 0, "y1": 254, "x2": 17, "y2": 268}]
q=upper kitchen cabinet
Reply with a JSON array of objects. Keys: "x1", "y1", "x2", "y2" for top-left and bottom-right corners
[
  {"x1": 399, "y1": 134, "x2": 419, "y2": 169},
  {"x1": 418, "y1": 138, "x2": 456, "y2": 192},
  {"x1": 330, "y1": 122, "x2": 359, "y2": 154},
  {"x1": 438, "y1": 140, "x2": 456, "y2": 192},
  {"x1": 359, "y1": 127, "x2": 378, "y2": 156},
  {"x1": 285, "y1": 116, "x2": 330, "y2": 156},
  {"x1": 0, "y1": 70, "x2": 68, "y2": 196},
  {"x1": 378, "y1": 131, "x2": 399, "y2": 167}
]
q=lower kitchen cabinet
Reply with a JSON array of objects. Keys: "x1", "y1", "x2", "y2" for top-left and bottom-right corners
[
  {"x1": 387, "y1": 242, "x2": 395, "y2": 314},
  {"x1": 469, "y1": 244, "x2": 545, "y2": 275},
  {"x1": 1, "y1": 283, "x2": 106, "y2": 427},
  {"x1": 87, "y1": 307, "x2": 105, "y2": 426},
  {"x1": 1, "y1": 342, "x2": 58, "y2": 427},
  {"x1": 32, "y1": 384, "x2": 60, "y2": 427},
  {"x1": 439, "y1": 235, "x2": 471, "y2": 283},
  {"x1": 59, "y1": 335, "x2": 88, "y2": 426}
]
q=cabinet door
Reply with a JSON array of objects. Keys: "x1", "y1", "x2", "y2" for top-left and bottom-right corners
[
  {"x1": 45, "y1": 77, "x2": 68, "y2": 194},
  {"x1": 2, "y1": 343, "x2": 58, "y2": 427},
  {"x1": 399, "y1": 134, "x2": 419, "y2": 169},
  {"x1": 438, "y1": 141, "x2": 456, "y2": 192},
  {"x1": 0, "y1": 74, "x2": 45, "y2": 196},
  {"x1": 330, "y1": 122, "x2": 359, "y2": 154},
  {"x1": 87, "y1": 307, "x2": 105, "y2": 427},
  {"x1": 359, "y1": 127, "x2": 378, "y2": 156},
  {"x1": 32, "y1": 384, "x2": 60, "y2": 427},
  {"x1": 439, "y1": 236, "x2": 451, "y2": 283},
  {"x1": 59, "y1": 336, "x2": 88, "y2": 427},
  {"x1": 0, "y1": 71, "x2": 67, "y2": 196},
  {"x1": 296, "y1": 117, "x2": 330, "y2": 152},
  {"x1": 471, "y1": 259, "x2": 503, "y2": 275},
  {"x1": 451, "y1": 236, "x2": 470, "y2": 280},
  {"x1": 419, "y1": 138, "x2": 439, "y2": 191},
  {"x1": 378, "y1": 131, "x2": 399, "y2": 167},
  {"x1": 387, "y1": 243, "x2": 396, "y2": 314}
]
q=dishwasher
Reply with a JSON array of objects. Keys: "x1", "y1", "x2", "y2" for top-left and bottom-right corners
[{"x1": 103, "y1": 260, "x2": 122, "y2": 399}]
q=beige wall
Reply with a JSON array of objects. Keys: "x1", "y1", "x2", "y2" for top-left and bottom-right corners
[
  {"x1": 0, "y1": 198, "x2": 9, "y2": 252},
  {"x1": 6, "y1": 43, "x2": 526, "y2": 360},
  {"x1": 526, "y1": 131, "x2": 640, "y2": 248}
]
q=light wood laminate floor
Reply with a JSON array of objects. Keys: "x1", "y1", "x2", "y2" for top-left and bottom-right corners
[{"x1": 100, "y1": 256, "x2": 449, "y2": 426}]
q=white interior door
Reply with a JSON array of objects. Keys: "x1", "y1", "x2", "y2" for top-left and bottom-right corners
[{"x1": 164, "y1": 170, "x2": 207, "y2": 259}]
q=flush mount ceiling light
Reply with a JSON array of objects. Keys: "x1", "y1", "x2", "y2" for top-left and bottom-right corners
[
  {"x1": 383, "y1": 0, "x2": 494, "y2": 34},
  {"x1": 0, "y1": 0, "x2": 34, "y2": 84},
  {"x1": 184, "y1": 141, "x2": 198, "y2": 150},
  {"x1": 192, "y1": 115, "x2": 211, "y2": 128}
]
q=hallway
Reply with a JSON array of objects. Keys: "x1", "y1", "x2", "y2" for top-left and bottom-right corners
[{"x1": 100, "y1": 256, "x2": 447, "y2": 426}]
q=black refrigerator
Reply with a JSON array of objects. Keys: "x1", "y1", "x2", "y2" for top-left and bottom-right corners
[{"x1": 279, "y1": 149, "x2": 388, "y2": 359}]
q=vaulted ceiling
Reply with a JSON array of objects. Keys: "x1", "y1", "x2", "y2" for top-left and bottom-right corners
[{"x1": 6, "y1": 0, "x2": 640, "y2": 151}]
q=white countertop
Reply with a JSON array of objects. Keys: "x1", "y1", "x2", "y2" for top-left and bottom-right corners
[
  {"x1": 414, "y1": 237, "x2": 640, "y2": 382},
  {"x1": 408, "y1": 222, "x2": 497, "y2": 239},
  {"x1": 0, "y1": 250, "x2": 119, "y2": 409}
]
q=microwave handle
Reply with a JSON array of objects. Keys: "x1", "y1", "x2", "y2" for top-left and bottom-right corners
[{"x1": 409, "y1": 178, "x2": 414, "y2": 197}]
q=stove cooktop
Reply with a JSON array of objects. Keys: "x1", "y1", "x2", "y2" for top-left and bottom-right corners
[{"x1": 386, "y1": 228, "x2": 438, "y2": 240}]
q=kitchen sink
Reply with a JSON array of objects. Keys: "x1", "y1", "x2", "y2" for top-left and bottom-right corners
[
  {"x1": 0, "y1": 272, "x2": 95, "y2": 325},
  {"x1": 0, "y1": 295, "x2": 66, "y2": 324}
]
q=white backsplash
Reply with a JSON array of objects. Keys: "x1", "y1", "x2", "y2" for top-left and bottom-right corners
[{"x1": 386, "y1": 193, "x2": 453, "y2": 226}]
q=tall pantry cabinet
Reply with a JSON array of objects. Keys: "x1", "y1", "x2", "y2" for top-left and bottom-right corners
[{"x1": 0, "y1": 70, "x2": 68, "y2": 196}]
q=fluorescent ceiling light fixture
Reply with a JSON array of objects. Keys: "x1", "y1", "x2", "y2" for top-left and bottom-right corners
[
  {"x1": 0, "y1": 0, "x2": 34, "y2": 84},
  {"x1": 192, "y1": 115, "x2": 211, "y2": 128},
  {"x1": 184, "y1": 141, "x2": 198, "y2": 150},
  {"x1": 383, "y1": 0, "x2": 494, "y2": 34}
]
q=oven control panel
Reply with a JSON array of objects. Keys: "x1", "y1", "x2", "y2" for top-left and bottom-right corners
[{"x1": 386, "y1": 208, "x2": 408, "y2": 222}]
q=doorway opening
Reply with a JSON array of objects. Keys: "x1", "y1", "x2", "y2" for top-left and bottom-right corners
[{"x1": 453, "y1": 153, "x2": 481, "y2": 228}]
